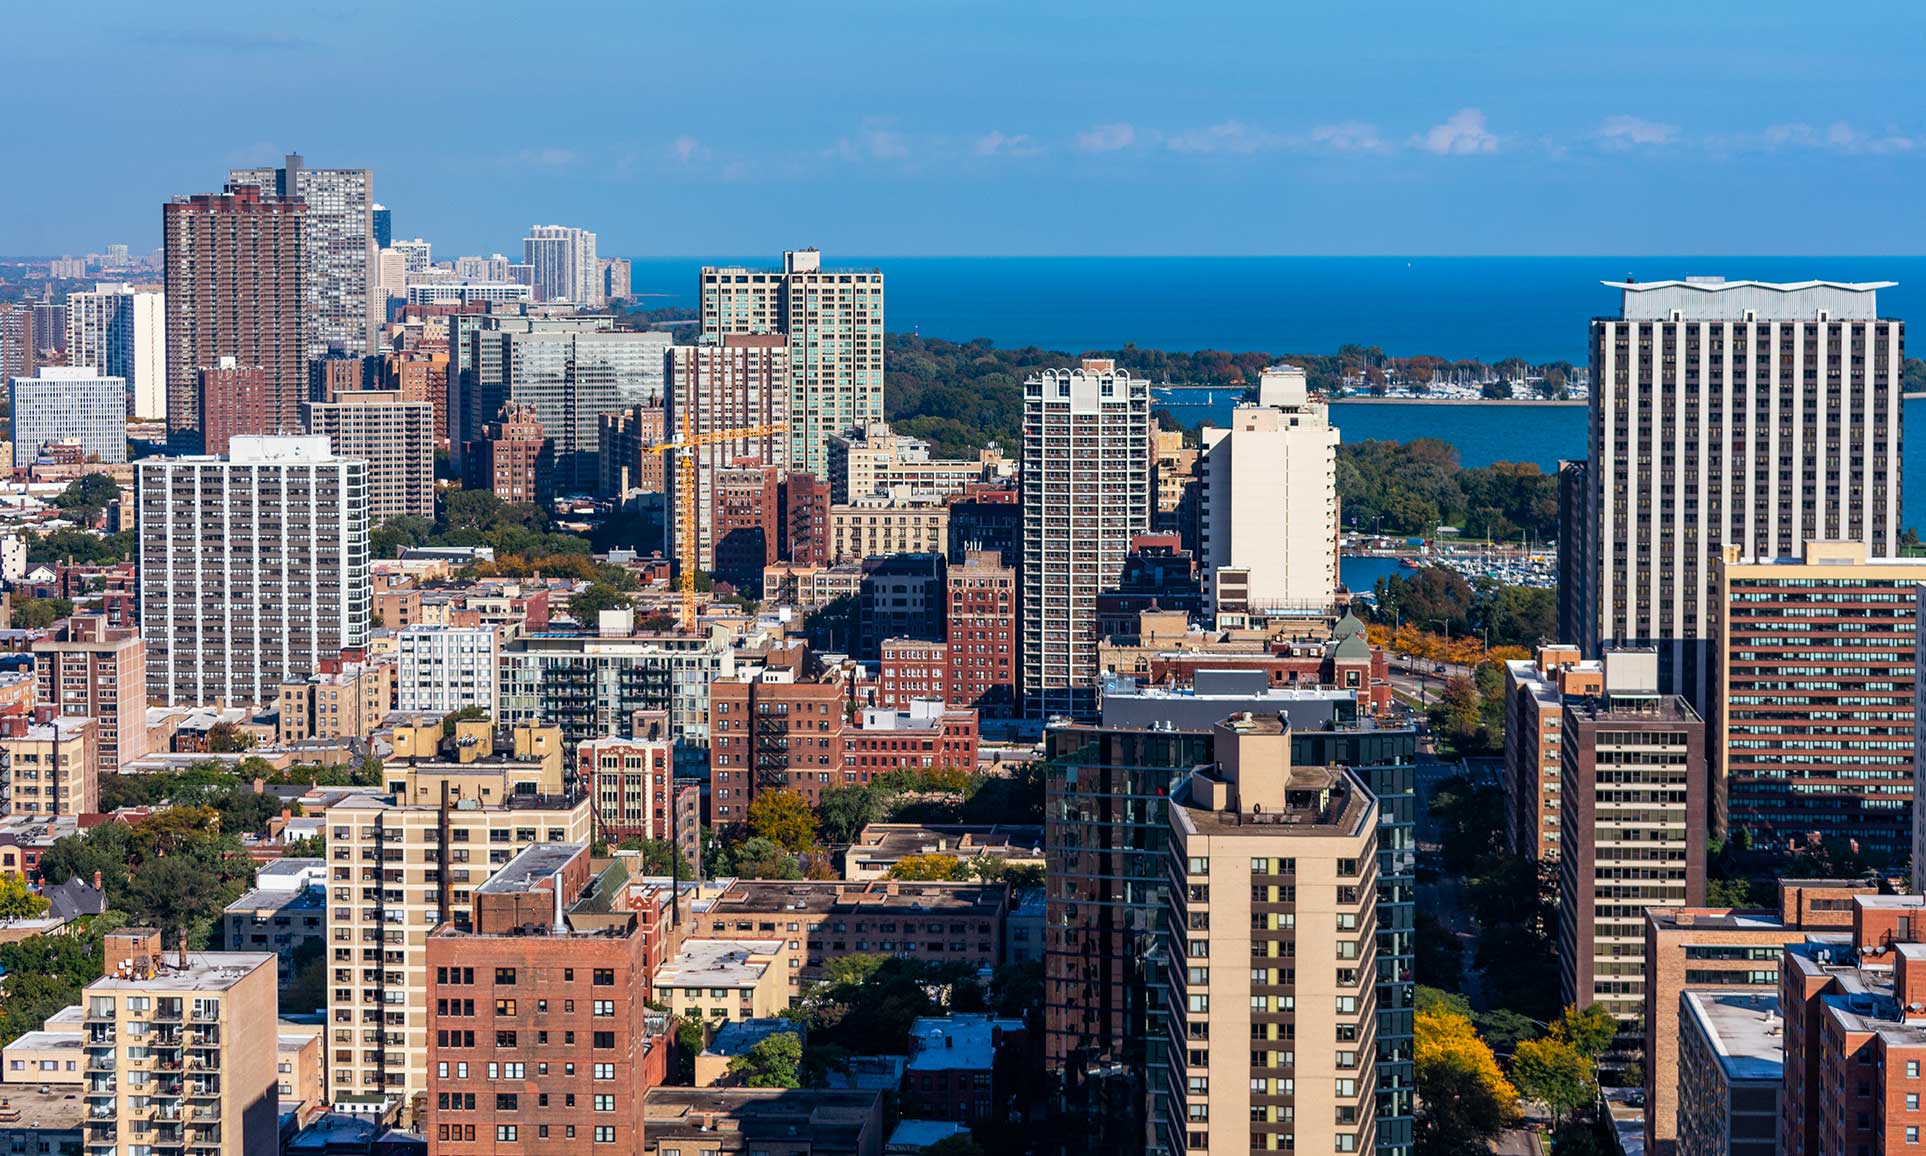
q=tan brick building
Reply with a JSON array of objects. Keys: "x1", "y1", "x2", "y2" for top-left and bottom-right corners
[
  {"x1": 1501, "y1": 644, "x2": 1602, "y2": 861},
  {"x1": 32, "y1": 614, "x2": 148, "y2": 776},
  {"x1": 0, "y1": 709, "x2": 97, "y2": 817}
]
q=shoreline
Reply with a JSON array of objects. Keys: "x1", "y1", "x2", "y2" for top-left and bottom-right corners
[{"x1": 1329, "y1": 397, "x2": 1585, "y2": 407}]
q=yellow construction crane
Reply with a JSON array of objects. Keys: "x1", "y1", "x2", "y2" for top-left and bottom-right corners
[{"x1": 654, "y1": 417, "x2": 787, "y2": 630}]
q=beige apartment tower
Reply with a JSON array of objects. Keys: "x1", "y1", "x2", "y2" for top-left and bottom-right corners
[
  {"x1": 82, "y1": 930, "x2": 280, "y2": 1156},
  {"x1": 323, "y1": 738, "x2": 590, "y2": 1100},
  {"x1": 700, "y1": 249, "x2": 883, "y2": 477},
  {"x1": 302, "y1": 390, "x2": 436, "y2": 524},
  {"x1": 1162, "y1": 715, "x2": 1380, "y2": 1156},
  {"x1": 32, "y1": 615, "x2": 149, "y2": 776},
  {"x1": 1199, "y1": 365, "x2": 1340, "y2": 620}
]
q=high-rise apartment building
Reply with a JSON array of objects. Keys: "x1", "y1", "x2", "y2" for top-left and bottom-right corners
[
  {"x1": 597, "y1": 403, "x2": 666, "y2": 500},
  {"x1": 81, "y1": 930, "x2": 280, "y2": 1156},
  {"x1": 1500, "y1": 644, "x2": 1602, "y2": 862},
  {"x1": 163, "y1": 186, "x2": 306, "y2": 448},
  {"x1": 945, "y1": 549, "x2": 1018, "y2": 718},
  {"x1": 1199, "y1": 365, "x2": 1340, "y2": 620},
  {"x1": 371, "y1": 204, "x2": 390, "y2": 248},
  {"x1": 522, "y1": 224, "x2": 602, "y2": 307},
  {"x1": 0, "y1": 304, "x2": 35, "y2": 384},
  {"x1": 32, "y1": 616, "x2": 148, "y2": 776},
  {"x1": 600, "y1": 256, "x2": 632, "y2": 302},
  {"x1": 1161, "y1": 716, "x2": 1380, "y2": 1156},
  {"x1": 576, "y1": 736, "x2": 678, "y2": 842},
  {"x1": 136, "y1": 436, "x2": 371, "y2": 705},
  {"x1": 424, "y1": 843, "x2": 669, "y2": 1153},
  {"x1": 1556, "y1": 649, "x2": 1706, "y2": 1045},
  {"x1": 302, "y1": 390, "x2": 436, "y2": 523},
  {"x1": 1021, "y1": 360, "x2": 1151, "y2": 718},
  {"x1": 476, "y1": 403, "x2": 553, "y2": 506},
  {"x1": 65, "y1": 282, "x2": 166, "y2": 420},
  {"x1": 227, "y1": 152, "x2": 378, "y2": 357},
  {"x1": 196, "y1": 357, "x2": 285, "y2": 456},
  {"x1": 1712, "y1": 539, "x2": 1925, "y2": 859},
  {"x1": 9, "y1": 366, "x2": 127, "y2": 463},
  {"x1": 466, "y1": 322, "x2": 665, "y2": 488},
  {"x1": 324, "y1": 739, "x2": 591, "y2": 1099},
  {"x1": 1572, "y1": 277, "x2": 1905, "y2": 704},
  {"x1": 496, "y1": 616, "x2": 737, "y2": 750},
  {"x1": 700, "y1": 249, "x2": 884, "y2": 477},
  {"x1": 666, "y1": 335, "x2": 790, "y2": 572}
]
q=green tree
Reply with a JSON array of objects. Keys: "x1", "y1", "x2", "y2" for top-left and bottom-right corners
[
  {"x1": 725, "y1": 1031, "x2": 802, "y2": 1088},
  {"x1": 816, "y1": 785, "x2": 883, "y2": 844},
  {"x1": 568, "y1": 583, "x2": 633, "y2": 624},
  {"x1": 1510, "y1": 1035, "x2": 1595, "y2": 1130},
  {"x1": 27, "y1": 528, "x2": 135, "y2": 565},
  {"x1": 1552, "y1": 1003, "x2": 1618, "y2": 1059},
  {"x1": 51, "y1": 474, "x2": 120, "y2": 524},
  {"x1": 11, "y1": 597, "x2": 74, "y2": 629},
  {"x1": 441, "y1": 705, "x2": 490, "y2": 738},
  {"x1": 1416, "y1": 1005, "x2": 1521, "y2": 1156},
  {"x1": 205, "y1": 722, "x2": 254, "y2": 753},
  {"x1": 732, "y1": 837, "x2": 801, "y2": 880},
  {"x1": 748, "y1": 789, "x2": 820, "y2": 853},
  {"x1": 887, "y1": 854, "x2": 972, "y2": 882},
  {"x1": 0, "y1": 875, "x2": 49, "y2": 918}
]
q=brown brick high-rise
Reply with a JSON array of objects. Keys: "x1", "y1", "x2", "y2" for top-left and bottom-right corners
[
  {"x1": 163, "y1": 186, "x2": 306, "y2": 448},
  {"x1": 478, "y1": 403, "x2": 554, "y2": 506}
]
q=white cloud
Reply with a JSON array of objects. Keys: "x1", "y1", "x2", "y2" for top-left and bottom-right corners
[
  {"x1": 669, "y1": 136, "x2": 707, "y2": 164},
  {"x1": 1598, "y1": 115, "x2": 1678, "y2": 148},
  {"x1": 1411, "y1": 108, "x2": 1498, "y2": 156},
  {"x1": 827, "y1": 126, "x2": 911, "y2": 163},
  {"x1": 1075, "y1": 122, "x2": 1136, "y2": 153},
  {"x1": 1755, "y1": 120, "x2": 1913, "y2": 155},
  {"x1": 515, "y1": 147, "x2": 579, "y2": 169},
  {"x1": 1165, "y1": 121, "x2": 1277, "y2": 155},
  {"x1": 1311, "y1": 121, "x2": 1388, "y2": 154},
  {"x1": 974, "y1": 130, "x2": 1041, "y2": 158}
]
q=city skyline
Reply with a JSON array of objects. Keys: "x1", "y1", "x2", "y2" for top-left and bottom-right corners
[{"x1": 9, "y1": 3, "x2": 1926, "y2": 257}]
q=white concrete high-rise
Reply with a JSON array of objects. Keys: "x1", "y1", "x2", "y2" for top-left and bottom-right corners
[
  {"x1": 227, "y1": 153, "x2": 378, "y2": 358},
  {"x1": 1571, "y1": 277, "x2": 1905, "y2": 704},
  {"x1": 137, "y1": 435, "x2": 371, "y2": 705},
  {"x1": 522, "y1": 224, "x2": 602, "y2": 307},
  {"x1": 9, "y1": 366, "x2": 128, "y2": 463},
  {"x1": 65, "y1": 282, "x2": 166, "y2": 420},
  {"x1": 1199, "y1": 364, "x2": 1339, "y2": 620},
  {"x1": 1020, "y1": 359, "x2": 1150, "y2": 718},
  {"x1": 700, "y1": 249, "x2": 884, "y2": 477}
]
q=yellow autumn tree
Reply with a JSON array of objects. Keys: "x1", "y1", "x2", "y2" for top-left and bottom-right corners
[
  {"x1": 886, "y1": 854, "x2": 971, "y2": 882},
  {"x1": 1415, "y1": 1005, "x2": 1521, "y2": 1154}
]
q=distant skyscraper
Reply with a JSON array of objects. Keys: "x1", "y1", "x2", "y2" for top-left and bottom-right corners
[
  {"x1": 1021, "y1": 360, "x2": 1150, "y2": 718},
  {"x1": 137, "y1": 435, "x2": 371, "y2": 705},
  {"x1": 1571, "y1": 277, "x2": 1905, "y2": 704},
  {"x1": 302, "y1": 389, "x2": 436, "y2": 524},
  {"x1": 162, "y1": 186, "x2": 306, "y2": 448},
  {"x1": 227, "y1": 152, "x2": 378, "y2": 357},
  {"x1": 9, "y1": 366, "x2": 127, "y2": 463},
  {"x1": 0, "y1": 304, "x2": 34, "y2": 383},
  {"x1": 371, "y1": 202, "x2": 391, "y2": 248},
  {"x1": 701, "y1": 249, "x2": 884, "y2": 477},
  {"x1": 66, "y1": 282, "x2": 166, "y2": 420},
  {"x1": 522, "y1": 224, "x2": 601, "y2": 306},
  {"x1": 600, "y1": 256, "x2": 631, "y2": 301},
  {"x1": 389, "y1": 237, "x2": 431, "y2": 272},
  {"x1": 476, "y1": 403, "x2": 554, "y2": 506},
  {"x1": 466, "y1": 321, "x2": 664, "y2": 489},
  {"x1": 1199, "y1": 364, "x2": 1339, "y2": 619}
]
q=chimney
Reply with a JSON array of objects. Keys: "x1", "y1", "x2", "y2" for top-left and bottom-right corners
[
  {"x1": 178, "y1": 928, "x2": 189, "y2": 970},
  {"x1": 92, "y1": 871, "x2": 102, "y2": 891}
]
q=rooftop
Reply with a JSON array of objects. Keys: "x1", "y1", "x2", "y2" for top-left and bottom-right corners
[
  {"x1": 703, "y1": 1018, "x2": 800, "y2": 1059},
  {"x1": 0, "y1": 1083, "x2": 85, "y2": 1132},
  {"x1": 642, "y1": 1087, "x2": 882, "y2": 1142},
  {"x1": 476, "y1": 843, "x2": 584, "y2": 895},
  {"x1": 1682, "y1": 990, "x2": 1785, "y2": 1083},
  {"x1": 906, "y1": 1014, "x2": 1022, "y2": 1072},
  {"x1": 654, "y1": 939, "x2": 784, "y2": 989},
  {"x1": 698, "y1": 880, "x2": 1009, "y2": 919},
  {"x1": 88, "y1": 951, "x2": 277, "y2": 993},
  {"x1": 1605, "y1": 277, "x2": 1893, "y2": 322},
  {"x1": 1647, "y1": 908, "x2": 1787, "y2": 933},
  {"x1": 224, "y1": 886, "x2": 324, "y2": 915}
]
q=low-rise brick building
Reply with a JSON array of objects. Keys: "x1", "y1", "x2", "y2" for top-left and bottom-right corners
[
  {"x1": 902, "y1": 1014, "x2": 1026, "y2": 1124},
  {"x1": 686, "y1": 879, "x2": 1008, "y2": 992},
  {"x1": 426, "y1": 843, "x2": 670, "y2": 1153}
]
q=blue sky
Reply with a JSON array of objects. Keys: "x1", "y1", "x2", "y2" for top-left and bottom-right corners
[{"x1": 8, "y1": 1, "x2": 1925, "y2": 256}]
